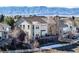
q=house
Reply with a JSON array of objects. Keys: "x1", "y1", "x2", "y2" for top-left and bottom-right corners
[
  {"x1": 44, "y1": 16, "x2": 60, "y2": 35},
  {"x1": 59, "y1": 17, "x2": 77, "y2": 39},
  {"x1": 0, "y1": 23, "x2": 11, "y2": 41},
  {"x1": 15, "y1": 16, "x2": 48, "y2": 39}
]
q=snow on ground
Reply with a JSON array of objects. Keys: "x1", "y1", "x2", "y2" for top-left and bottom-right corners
[{"x1": 40, "y1": 44, "x2": 69, "y2": 49}]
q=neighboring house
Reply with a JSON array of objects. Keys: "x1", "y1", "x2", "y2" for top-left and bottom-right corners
[
  {"x1": 15, "y1": 16, "x2": 48, "y2": 39},
  {"x1": 59, "y1": 17, "x2": 77, "y2": 38},
  {"x1": 0, "y1": 23, "x2": 11, "y2": 41},
  {"x1": 44, "y1": 16, "x2": 59, "y2": 35},
  {"x1": 62, "y1": 23, "x2": 76, "y2": 33}
]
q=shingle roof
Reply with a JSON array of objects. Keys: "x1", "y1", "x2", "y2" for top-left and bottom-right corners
[
  {"x1": 17, "y1": 16, "x2": 47, "y2": 24},
  {"x1": 0, "y1": 23, "x2": 10, "y2": 31}
]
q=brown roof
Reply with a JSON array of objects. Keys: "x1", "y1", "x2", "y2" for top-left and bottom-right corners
[
  {"x1": 19, "y1": 16, "x2": 47, "y2": 24},
  {"x1": 46, "y1": 16, "x2": 57, "y2": 25}
]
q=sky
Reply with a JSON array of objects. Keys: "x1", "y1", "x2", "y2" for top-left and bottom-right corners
[{"x1": 0, "y1": 0, "x2": 79, "y2": 8}]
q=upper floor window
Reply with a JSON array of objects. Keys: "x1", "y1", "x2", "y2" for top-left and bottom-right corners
[
  {"x1": 36, "y1": 26, "x2": 39, "y2": 29},
  {"x1": 32, "y1": 25, "x2": 34, "y2": 29},
  {"x1": 23, "y1": 25, "x2": 25, "y2": 29},
  {"x1": 20, "y1": 25, "x2": 22, "y2": 28},
  {"x1": 4, "y1": 32, "x2": 7, "y2": 34},
  {"x1": 28, "y1": 25, "x2": 30, "y2": 29}
]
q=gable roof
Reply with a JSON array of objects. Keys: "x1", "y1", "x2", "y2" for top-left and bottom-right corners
[
  {"x1": 0, "y1": 23, "x2": 10, "y2": 31},
  {"x1": 15, "y1": 16, "x2": 47, "y2": 25}
]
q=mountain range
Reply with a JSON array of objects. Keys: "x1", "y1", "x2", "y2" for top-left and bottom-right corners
[{"x1": 0, "y1": 6, "x2": 79, "y2": 16}]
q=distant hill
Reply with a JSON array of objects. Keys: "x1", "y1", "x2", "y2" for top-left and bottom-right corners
[{"x1": 0, "y1": 6, "x2": 79, "y2": 16}]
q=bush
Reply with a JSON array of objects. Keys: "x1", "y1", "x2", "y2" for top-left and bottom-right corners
[
  {"x1": 4, "y1": 16, "x2": 15, "y2": 26},
  {"x1": 0, "y1": 14, "x2": 4, "y2": 22}
]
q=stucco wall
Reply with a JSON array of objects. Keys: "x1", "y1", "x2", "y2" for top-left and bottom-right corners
[
  {"x1": 18, "y1": 21, "x2": 32, "y2": 39},
  {"x1": 33, "y1": 23, "x2": 48, "y2": 38}
]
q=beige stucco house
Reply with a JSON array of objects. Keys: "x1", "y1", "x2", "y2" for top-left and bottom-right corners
[
  {"x1": 44, "y1": 16, "x2": 60, "y2": 35},
  {"x1": 15, "y1": 16, "x2": 48, "y2": 39}
]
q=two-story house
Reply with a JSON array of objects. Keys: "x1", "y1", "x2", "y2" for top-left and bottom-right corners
[
  {"x1": 15, "y1": 16, "x2": 48, "y2": 39},
  {"x1": 0, "y1": 23, "x2": 11, "y2": 41}
]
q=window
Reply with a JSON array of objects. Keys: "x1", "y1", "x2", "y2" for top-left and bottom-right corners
[
  {"x1": 41, "y1": 30, "x2": 46, "y2": 31},
  {"x1": 3, "y1": 27, "x2": 4, "y2": 30},
  {"x1": 36, "y1": 34, "x2": 39, "y2": 37},
  {"x1": 23, "y1": 25, "x2": 25, "y2": 29},
  {"x1": 4, "y1": 32, "x2": 7, "y2": 34},
  {"x1": 36, "y1": 26, "x2": 39, "y2": 29},
  {"x1": 63, "y1": 24, "x2": 68, "y2": 27},
  {"x1": 4, "y1": 35, "x2": 6, "y2": 38},
  {"x1": 32, "y1": 25, "x2": 34, "y2": 29},
  {"x1": 28, "y1": 25, "x2": 30, "y2": 29},
  {"x1": 20, "y1": 25, "x2": 22, "y2": 28},
  {"x1": 70, "y1": 26, "x2": 72, "y2": 29},
  {"x1": 0, "y1": 37, "x2": 1, "y2": 39}
]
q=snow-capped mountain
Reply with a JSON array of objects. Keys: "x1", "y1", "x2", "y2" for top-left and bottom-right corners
[{"x1": 0, "y1": 6, "x2": 79, "y2": 15}]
